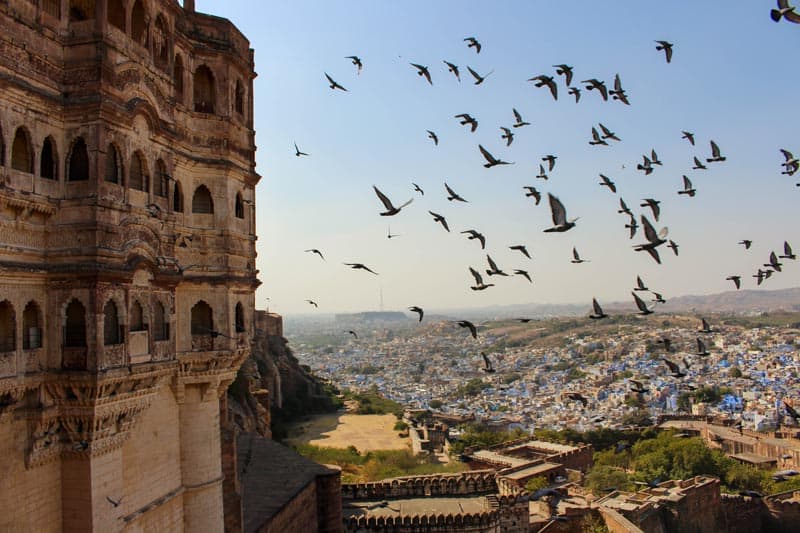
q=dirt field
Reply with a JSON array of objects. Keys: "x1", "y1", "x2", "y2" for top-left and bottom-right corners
[{"x1": 286, "y1": 413, "x2": 408, "y2": 451}]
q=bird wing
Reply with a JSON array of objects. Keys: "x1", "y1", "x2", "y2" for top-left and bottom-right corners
[
  {"x1": 572, "y1": 247, "x2": 580, "y2": 261},
  {"x1": 548, "y1": 194, "x2": 567, "y2": 226},
  {"x1": 614, "y1": 73, "x2": 622, "y2": 91},
  {"x1": 486, "y1": 254, "x2": 500, "y2": 271},
  {"x1": 513, "y1": 108, "x2": 522, "y2": 122},
  {"x1": 683, "y1": 175, "x2": 692, "y2": 189},
  {"x1": 632, "y1": 292, "x2": 649, "y2": 313},
  {"x1": 710, "y1": 140, "x2": 721, "y2": 157},
  {"x1": 592, "y1": 298, "x2": 604, "y2": 316},
  {"x1": 478, "y1": 144, "x2": 497, "y2": 164},
  {"x1": 641, "y1": 215, "x2": 658, "y2": 243},
  {"x1": 469, "y1": 267, "x2": 484, "y2": 285},
  {"x1": 663, "y1": 358, "x2": 679, "y2": 373},
  {"x1": 373, "y1": 185, "x2": 395, "y2": 211},
  {"x1": 467, "y1": 66, "x2": 481, "y2": 82},
  {"x1": 546, "y1": 78, "x2": 558, "y2": 100},
  {"x1": 324, "y1": 72, "x2": 335, "y2": 84},
  {"x1": 785, "y1": 241, "x2": 793, "y2": 255},
  {"x1": 445, "y1": 182, "x2": 457, "y2": 197}
]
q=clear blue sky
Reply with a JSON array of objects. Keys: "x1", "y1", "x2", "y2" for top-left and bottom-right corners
[{"x1": 197, "y1": 1, "x2": 800, "y2": 315}]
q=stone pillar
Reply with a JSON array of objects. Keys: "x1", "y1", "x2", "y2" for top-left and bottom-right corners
[
  {"x1": 316, "y1": 465, "x2": 343, "y2": 533},
  {"x1": 61, "y1": 448, "x2": 124, "y2": 532}
]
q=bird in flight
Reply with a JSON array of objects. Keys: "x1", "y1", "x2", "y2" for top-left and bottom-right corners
[
  {"x1": 663, "y1": 358, "x2": 686, "y2": 378},
  {"x1": 409, "y1": 306, "x2": 424, "y2": 322},
  {"x1": 771, "y1": 2, "x2": 798, "y2": 22},
  {"x1": 553, "y1": 64, "x2": 574, "y2": 86},
  {"x1": 568, "y1": 86, "x2": 581, "y2": 103},
  {"x1": 543, "y1": 194, "x2": 578, "y2": 233},
  {"x1": 609, "y1": 74, "x2": 630, "y2": 105},
  {"x1": 523, "y1": 186, "x2": 541, "y2": 205},
  {"x1": 637, "y1": 155, "x2": 654, "y2": 175},
  {"x1": 457, "y1": 320, "x2": 478, "y2": 338},
  {"x1": 590, "y1": 298, "x2": 608, "y2": 319},
  {"x1": 478, "y1": 144, "x2": 513, "y2": 168},
  {"x1": 445, "y1": 182, "x2": 468, "y2": 202},
  {"x1": 429, "y1": 211, "x2": 450, "y2": 232},
  {"x1": 634, "y1": 215, "x2": 668, "y2": 264},
  {"x1": 655, "y1": 40, "x2": 674, "y2": 63},
  {"x1": 373, "y1": 185, "x2": 413, "y2": 216},
  {"x1": 455, "y1": 113, "x2": 478, "y2": 132},
  {"x1": 481, "y1": 352, "x2": 495, "y2": 373},
  {"x1": 536, "y1": 164, "x2": 548, "y2": 180},
  {"x1": 652, "y1": 292, "x2": 666, "y2": 304},
  {"x1": 306, "y1": 299, "x2": 318, "y2": 308},
  {"x1": 106, "y1": 496, "x2": 122, "y2": 507},
  {"x1": 625, "y1": 216, "x2": 638, "y2": 240},
  {"x1": 692, "y1": 156, "x2": 707, "y2": 170},
  {"x1": 464, "y1": 36, "x2": 481, "y2": 53},
  {"x1": 512, "y1": 108, "x2": 530, "y2": 128},
  {"x1": 412, "y1": 182, "x2": 424, "y2": 196},
  {"x1": 294, "y1": 142, "x2": 309, "y2": 157},
  {"x1": 387, "y1": 226, "x2": 400, "y2": 239},
  {"x1": 682, "y1": 131, "x2": 695, "y2": 145},
  {"x1": 699, "y1": 318, "x2": 713, "y2": 333},
  {"x1": 678, "y1": 175, "x2": 696, "y2": 197},
  {"x1": 510, "y1": 245, "x2": 531, "y2": 259},
  {"x1": 765, "y1": 251, "x2": 783, "y2": 272},
  {"x1": 599, "y1": 174, "x2": 617, "y2": 193},
  {"x1": 640, "y1": 198, "x2": 661, "y2": 221},
  {"x1": 426, "y1": 130, "x2": 439, "y2": 146},
  {"x1": 469, "y1": 267, "x2": 494, "y2": 291},
  {"x1": 500, "y1": 127, "x2": 514, "y2": 146},
  {"x1": 345, "y1": 56, "x2": 363, "y2": 74},
  {"x1": 599, "y1": 123, "x2": 620, "y2": 142},
  {"x1": 706, "y1": 140, "x2": 727, "y2": 162},
  {"x1": 633, "y1": 292, "x2": 653, "y2": 315},
  {"x1": 467, "y1": 66, "x2": 493, "y2": 85},
  {"x1": 542, "y1": 155, "x2": 557, "y2": 172},
  {"x1": 780, "y1": 241, "x2": 796, "y2": 260},
  {"x1": 443, "y1": 60, "x2": 461, "y2": 81},
  {"x1": 571, "y1": 247, "x2": 588, "y2": 264},
  {"x1": 485, "y1": 255, "x2": 509, "y2": 276},
  {"x1": 324, "y1": 72, "x2": 347, "y2": 91},
  {"x1": 739, "y1": 239, "x2": 753, "y2": 250},
  {"x1": 346, "y1": 330, "x2": 358, "y2": 339},
  {"x1": 668, "y1": 240, "x2": 679, "y2": 256},
  {"x1": 696, "y1": 337, "x2": 710, "y2": 356},
  {"x1": 529, "y1": 75, "x2": 558, "y2": 100},
  {"x1": 589, "y1": 127, "x2": 609, "y2": 146},
  {"x1": 634, "y1": 276, "x2": 649, "y2": 292},
  {"x1": 410, "y1": 63, "x2": 432, "y2": 84},
  {"x1": 461, "y1": 229, "x2": 486, "y2": 249},
  {"x1": 650, "y1": 149, "x2": 663, "y2": 166},
  {"x1": 618, "y1": 198, "x2": 632, "y2": 216},
  {"x1": 565, "y1": 392, "x2": 588, "y2": 408},
  {"x1": 514, "y1": 269, "x2": 532, "y2": 283},
  {"x1": 780, "y1": 149, "x2": 798, "y2": 175},
  {"x1": 581, "y1": 78, "x2": 608, "y2": 101},
  {"x1": 726, "y1": 275, "x2": 742, "y2": 289},
  {"x1": 344, "y1": 262, "x2": 379, "y2": 275},
  {"x1": 304, "y1": 248, "x2": 325, "y2": 260}
]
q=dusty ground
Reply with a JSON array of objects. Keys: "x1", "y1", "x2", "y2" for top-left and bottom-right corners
[{"x1": 286, "y1": 413, "x2": 408, "y2": 451}]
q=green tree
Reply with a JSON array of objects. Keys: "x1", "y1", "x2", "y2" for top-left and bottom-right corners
[
  {"x1": 428, "y1": 399, "x2": 443, "y2": 409},
  {"x1": 728, "y1": 367, "x2": 743, "y2": 378},
  {"x1": 585, "y1": 465, "x2": 634, "y2": 493},
  {"x1": 525, "y1": 476, "x2": 549, "y2": 493}
]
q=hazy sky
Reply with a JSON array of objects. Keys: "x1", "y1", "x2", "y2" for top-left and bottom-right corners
[{"x1": 197, "y1": 1, "x2": 800, "y2": 316}]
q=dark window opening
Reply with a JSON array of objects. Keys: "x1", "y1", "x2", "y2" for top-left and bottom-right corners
[
  {"x1": 234, "y1": 79, "x2": 245, "y2": 116},
  {"x1": 235, "y1": 303, "x2": 245, "y2": 333},
  {"x1": 173, "y1": 181, "x2": 184, "y2": 212},
  {"x1": 235, "y1": 193, "x2": 244, "y2": 219},
  {"x1": 193, "y1": 65, "x2": 216, "y2": 114},
  {"x1": 130, "y1": 151, "x2": 149, "y2": 192},
  {"x1": 103, "y1": 300, "x2": 121, "y2": 345},
  {"x1": 174, "y1": 54, "x2": 184, "y2": 100},
  {"x1": 153, "y1": 15, "x2": 169, "y2": 70},
  {"x1": 40, "y1": 136, "x2": 57, "y2": 180},
  {"x1": 64, "y1": 299, "x2": 87, "y2": 347},
  {"x1": 154, "y1": 159, "x2": 168, "y2": 197},
  {"x1": 191, "y1": 301, "x2": 213, "y2": 335},
  {"x1": 105, "y1": 144, "x2": 121, "y2": 184},
  {"x1": 107, "y1": 0, "x2": 125, "y2": 30},
  {"x1": 192, "y1": 185, "x2": 214, "y2": 214},
  {"x1": 131, "y1": 0, "x2": 147, "y2": 46},
  {"x1": 68, "y1": 137, "x2": 89, "y2": 181},
  {"x1": 0, "y1": 301, "x2": 16, "y2": 352},
  {"x1": 153, "y1": 301, "x2": 168, "y2": 341},
  {"x1": 11, "y1": 127, "x2": 32, "y2": 173},
  {"x1": 22, "y1": 301, "x2": 42, "y2": 350},
  {"x1": 130, "y1": 301, "x2": 145, "y2": 332}
]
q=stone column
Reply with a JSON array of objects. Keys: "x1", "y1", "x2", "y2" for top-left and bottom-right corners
[{"x1": 61, "y1": 448, "x2": 124, "y2": 532}]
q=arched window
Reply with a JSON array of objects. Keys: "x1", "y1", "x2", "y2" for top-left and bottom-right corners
[
  {"x1": 193, "y1": 65, "x2": 216, "y2": 114},
  {"x1": 173, "y1": 180, "x2": 184, "y2": 212},
  {"x1": 64, "y1": 299, "x2": 87, "y2": 347},
  {"x1": 42, "y1": 0, "x2": 60, "y2": 19},
  {"x1": 11, "y1": 127, "x2": 33, "y2": 173},
  {"x1": 105, "y1": 143, "x2": 122, "y2": 184},
  {"x1": 153, "y1": 301, "x2": 168, "y2": 341},
  {"x1": 129, "y1": 151, "x2": 149, "y2": 192},
  {"x1": 153, "y1": 15, "x2": 169, "y2": 70},
  {"x1": 69, "y1": 0, "x2": 94, "y2": 22},
  {"x1": 174, "y1": 54, "x2": 184, "y2": 100},
  {"x1": 103, "y1": 300, "x2": 120, "y2": 345},
  {"x1": 235, "y1": 192, "x2": 244, "y2": 219},
  {"x1": 107, "y1": 0, "x2": 125, "y2": 31},
  {"x1": 192, "y1": 185, "x2": 213, "y2": 214},
  {"x1": 131, "y1": 0, "x2": 147, "y2": 46},
  {"x1": 234, "y1": 79, "x2": 245, "y2": 116},
  {"x1": 0, "y1": 301, "x2": 15, "y2": 352},
  {"x1": 130, "y1": 300, "x2": 145, "y2": 331},
  {"x1": 190, "y1": 301, "x2": 213, "y2": 335},
  {"x1": 67, "y1": 137, "x2": 89, "y2": 181},
  {"x1": 235, "y1": 302, "x2": 245, "y2": 333},
  {"x1": 22, "y1": 301, "x2": 42, "y2": 350},
  {"x1": 154, "y1": 158, "x2": 168, "y2": 197},
  {"x1": 40, "y1": 136, "x2": 58, "y2": 180}
]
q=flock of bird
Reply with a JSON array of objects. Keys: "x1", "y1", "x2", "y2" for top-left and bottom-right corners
[{"x1": 288, "y1": 7, "x2": 798, "y2": 378}]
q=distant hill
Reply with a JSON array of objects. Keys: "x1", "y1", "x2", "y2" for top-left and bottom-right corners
[{"x1": 334, "y1": 311, "x2": 408, "y2": 322}]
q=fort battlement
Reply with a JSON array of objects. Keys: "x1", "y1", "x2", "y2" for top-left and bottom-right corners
[
  {"x1": 342, "y1": 470, "x2": 497, "y2": 500},
  {"x1": 344, "y1": 510, "x2": 500, "y2": 530}
]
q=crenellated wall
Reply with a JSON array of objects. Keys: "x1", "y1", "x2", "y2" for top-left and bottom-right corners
[{"x1": 342, "y1": 471, "x2": 497, "y2": 501}]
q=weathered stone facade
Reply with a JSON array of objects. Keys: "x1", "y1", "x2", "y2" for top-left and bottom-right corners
[{"x1": 0, "y1": 0, "x2": 258, "y2": 530}]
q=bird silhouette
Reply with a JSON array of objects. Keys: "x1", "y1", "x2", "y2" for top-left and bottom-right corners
[
  {"x1": 581, "y1": 78, "x2": 608, "y2": 101},
  {"x1": 443, "y1": 60, "x2": 461, "y2": 81},
  {"x1": 772, "y1": 3, "x2": 798, "y2": 22},
  {"x1": 544, "y1": 194, "x2": 578, "y2": 233},
  {"x1": 306, "y1": 300, "x2": 318, "y2": 308},
  {"x1": 106, "y1": 496, "x2": 122, "y2": 507},
  {"x1": 652, "y1": 292, "x2": 666, "y2": 304},
  {"x1": 514, "y1": 269, "x2": 532, "y2": 283},
  {"x1": 524, "y1": 186, "x2": 542, "y2": 204},
  {"x1": 536, "y1": 164, "x2": 549, "y2": 180},
  {"x1": 650, "y1": 149, "x2": 663, "y2": 166},
  {"x1": 609, "y1": 74, "x2": 630, "y2": 105},
  {"x1": 461, "y1": 229, "x2": 486, "y2": 249},
  {"x1": 630, "y1": 379, "x2": 648, "y2": 394},
  {"x1": 599, "y1": 123, "x2": 620, "y2": 142},
  {"x1": 512, "y1": 108, "x2": 530, "y2": 128},
  {"x1": 346, "y1": 330, "x2": 358, "y2": 339},
  {"x1": 656, "y1": 338, "x2": 672, "y2": 352},
  {"x1": 373, "y1": 185, "x2": 413, "y2": 216},
  {"x1": 304, "y1": 249, "x2": 325, "y2": 261},
  {"x1": 780, "y1": 241, "x2": 796, "y2": 260},
  {"x1": 457, "y1": 320, "x2": 478, "y2": 338},
  {"x1": 696, "y1": 337, "x2": 710, "y2": 356},
  {"x1": 565, "y1": 392, "x2": 588, "y2": 408},
  {"x1": 444, "y1": 182, "x2": 467, "y2": 202},
  {"x1": 510, "y1": 245, "x2": 531, "y2": 259},
  {"x1": 429, "y1": 211, "x2": 450, "y2": 232},
  {"x1": 469, "y1": 267, "x2": 494, "y2": 291},
  {"x1": 699, "y1": 318, "x2": 712, "y2": 333},
  {"x1": 634, "y1": 215, "x2": 668, "y2": 264},
  {"x1": 668, "y1": 240, "x2": 679, "y2": 256},
  {"x1": 426, "y1": 130, "x2": 439, "y2": 145},
  {"x1": 553, "y1": 64, "x2": 574, "y2": 86},
  {"x1": 464, "y1": 36, "x2": 481, "y2": 53},
  {"x1": 655, "y1": 40, "x2": 674, "y2": 63},
  {"x1": 542, "y1": 155, "x2": 557, "y2": 172},
  {"x1": 633, "y1": 292, "x2": 653, "y2": 315},
  {"x1": 455, "y1": 113, "x2": 478, "y2": 132},
  {"x1": 409, "y1": 306, "x2": 424, "y2": 322},
  {"x1": 467, "y1": 66, "x2": 493, "y2": 85},
  {"x1": 478, "y1": 145, "x2": 513, "y2": 167},
  {"x1": 726, "y1": 275, "x2": 742, "y2": 289},
  {"x1": 599, "y1": 174, "x2": 617, "y2": 193},
  {"x1": 590, "y1": 127, "x2": 609, "y2": 146},
  {"x1": 625, "y1": 216, "x2": 638, "y2": 239},
  {"x1": 345, "y1": 55, "x2": 363, "y2": 74},
  {"x1": 344, "y1": 263, "x2": 379, "y2": 275},
  {"x1": 634, "y1": 276, "x2": 648, "y2": 291},
  {"x1": 568, "y1": 86, "x2": 581, "y2": 103},
  {"x1": 481, "y1": 352, "x2": 496, "y2": 373},
  {"x1": 294, "y1": 142, "x2": 309, "y2": 157},
  {"x1": 410, "y1": 63, "x2": 432, "y2": 84},
  {"x1": 780, "y1": 149, "x2": 798, "y2": 175},
  {"x1": 640, "y1": 198, "x2": 661, "y2": 221},
  {"x1": 485, "y1": 255, "x2": 508, "y2": 276},
  {"x1": 765, "y1": 251, "x2": 783, "y2": 272},
  {"x1": 618, "y1": 198, "x2": 633, "y2": 216},
  {"x1": 783, "y1": 401, "x2": 800, "y2": 423},
  {"x1": 663, "y1": 358, "x2": 686, "y2": 378},
  {"x1": 739, "y1": 239, "x2": 753, "y2": 250},
  {"x1": 412, "y1": 183, "x2": 424, "y2": 195},
  {"x1": 682, "y1": 131, "x2": 695, "y2": 145},
  {"x1": 678, "y1": 175, "x2": 696, "y2": 197},
  {"x1": 707, "y1": 140, "x2": 727, "y2": 162},
  {"x1": 692, "y1": 156, "x2": 707, "y2": 170},
  {"x1": 500, "y1": 127, "x2": 514, "y2": 146},
  {"x1": 571, "y1": 247, "x2": 588, "y2": 264},
  {"x1": 529, "y1": 75, "x2": 558, "y2": 100},
  {"x1": 590, "y1": 298, "x2": 608, "y2": 319},
  {"x1": 387, "y1": 226, "x2": 400, "y2": 239},
  {"x1": 324, "y1": 72, "x2": 347, "y2": 91},
  {"x1": 637, "y1": 155, "x2": 654, "y2": 175}
]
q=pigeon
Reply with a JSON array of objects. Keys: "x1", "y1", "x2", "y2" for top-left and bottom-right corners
[
  {"x1": 692, "y1": 157, "x2": 707, "y2": 170},
  {"x1": 324, "y1": 72, "x2": 347, "y2": 91},
  {"x1": 457, "y1": 320, "x2": 478, "y2": 338},
  {"x1": 304, "y1": 248, "x2": 325, "y2": 260},
  {"x1": 571, "y1": 247, "x2": 588, "y2": 264},
  {"x1": 771, "y1": 3, "x2": 798, "y2": 22},
  {"x1": 589, "y1": 127, "x2": 609, "y2": 146},
  {"x1": 481, "y1": 352, "x2": 495, "y2": 373},
  {"x1": 590, "y1": 298, "x2": 608, "y2": 319},
  {"x1": 513, "y1": 269, "x2": 532, "y2": 283},
  {"x1": 455, "y1": 113, "x2": 478, "y2": 132},
  {"x1": 633, "y1": 215, "x2": 668, "y2": 263},
  {"x1": 780, "y1": 241, "x2": 796, "y2": 260},
  {"x1": 512, "y1": 108, "x2": 530, "y2": 128},
  {"x1": 618, "y1": 198, "x2": 633, "y2": 216},
  {"x1": 485, "y1": 255, "x2": 508, "y2": 276},
  {"x1": 469, "y1": 267, "x2": 494, "y2": 291},
  {"x1": 707, "y1": 140, "x2": 726, "y2": 163},
  {"x1": 633, "y1": 292, "x2": 653, "y2": 315},
  {"x1": 599, "y1": 174, "x2": 617, "y2": 193},
  {"x1": 650, "y1": 150, "x2": 663, "y2": 166},
  {"x1": 696, "y1": 337, "x2": 710, "y2": 356},
  {"x1": 637, "y1": 155, "x2": 654, "y2": 175},
  {"x1": 543, "y1": 194, "x2": 578, "y2": 233},
  {"x1": 739, "y1": 240, "x2": 753, "y2": 250},
  {"x1": 478, "y1": 144, "x2": 513, "y2": 167},
  {"x1": 106, "y1": 496, "x2": 122, "y2": 507},
  {"x1": 634, "y1": 276, "x2": 648, "y2": 291},
  {"x1": 699, "y1": 318, "x2": 712, "y2": 333},
  {"x1": 766, "y1": 251, "x2": 783, "y2": 272},
  {"x1": 542, "y1": 155, "x2": 557, "y2": 172},
  {"x1": 412, "y1": 183, "x2": 424, "y2": 195},
  {"x1": 373, "y1": 185, "x2": 413, "y2": 216},
  {"x1": 443, "y1": 60, "x2": 461, "y2": 81},
  {"x1": 599, "y1": 123, "x2": 620, "y2": 142},
  {"x1": 625, "y1": 216, "x2": 638, "y2": 239},
  {"x1": 663, "y1": 358, "x2": 686, "y2": 378},
  {"x1": 630, "y1": 379, "x2": 648, "y2": 394},
  {"x1": 552, "y1": 64, "x2": 574, "y2": 86},
  {"x1": 565, "y1": 392, "x2": 588, "y2": 408},
  {"x1": 306, "y1": 299, "x2": 318, "y2": 308},
  {"x1": 536, "y1": 164, "x2": 548, "y2": 180},
  {"x1": 294, "y1": 142, "x2": 309, "y2": 157},
  {"x1": 409, "y1": 306, "x2": 424, "y2": 322},
  {"x1": 780, "y1": 149, "x2": 799, "y2": 175},
  {"x1": 524, "y1": 186, "x2": 542, "y2": 205},
  {"x1": 609, "y1": 74, "x2": 630, "y2": 105},
  {"x1": 467, "y1": 66, "x2": 493, "y2": 85},
  {"x1": 641, "y1": 198, "x2": 661, "y2": 221},
  {"x1": 568, "y1": 87, "x2": 581, "y2": 103},
  {"x1": 429, "y1": 211, "x2": 450, "y2": 232},
  {"x1": 346, "y1": 330, "x2": 358, "y2": 339},
  {"x1": 426, "y1": 130, "x2": 439, "y2": 145},
  {"x1": 510, "y1": 245, "x2": 531, "y2": 259},
  {"x1": 445, "y1": 182, "x2": 467, "y2": 202},
  {"x1": 678, "y1": 175, "x2": 696, "y2": 197},
  {"x1": 726, "y1": 275, "x2": 742, "y2": 289},
  {"x1": 581, "y1": 78, "x2": 608, "y2": 101},
  {"x1": 783, "y1": 401, "x2": 800, "y2": 422},
  {"x1": 461, "y1": 229, "x2": 486, "y2": 249},
  {"x1": 410, "y1": 63, "x2": 432, "y2": 84},
  {"x1": 464, "y1": 36, "x2": 481, "y2": 53},
  {"x1": 529, "y1": 75, "x2": 558, "y2": 100},
  {"x1": 345, "y1": 55, "x2": 363, "y2": 74},
  {"x1": 500, "y1": 127, "x2": 514, "y2": 146},
  {"x1": 344, "y1": 262, "x2": 379, "y2": 275},
  {"x1": 655, "y1": 40, "x2": 674, "y2": 63},
  {"x1": 754, "y1": 269, "x2": 769, "y2": 286},
  {"x1": 668, "y1": 240, "x2": 679, "y2": 256},
  {"x1": 682, "y1": 131, "x2": 695, "y2": 145}
]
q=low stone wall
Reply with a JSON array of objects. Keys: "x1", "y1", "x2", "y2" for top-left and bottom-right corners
[{"x1": 342, "y1": 471, "x2": 497, "y2": 501}]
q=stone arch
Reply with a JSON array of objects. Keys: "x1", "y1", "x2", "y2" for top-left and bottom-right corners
[
  {"x1": 67, "y1": 137, "x2": 90, "y2": 181},
  {"x1": 129, "y1": 150, "x2": 149, "y2": 192},
  {"x1": 107, "y1": 0, "x2": 125, "y2": 31},
  {"x1": 40, "y1": 135, "x2": 58, "y2": 180},
  {"x1": 22, "y1": 301, "x2": 42, "y2": 350},
  {"x1": 173, "y1": 53, "x2": 184, "y2": 101},
  {"x1": 191, "y1": 184, "x2": 213, "y2": 214},
  {"x1": 64, "y1": 299, "x2": 87, "y2": 348},
  {"x1": 152, "y1": 298, "x2": 168, "y2": 341},
  {"x1": 235, "y1": 191, "x2": 244, "y2": 218},
  {"x1": 69, "y1": 0, "x2": 95, "y2": 22},
  {"x1": 173, "y1": 180, "x2": 183, "y2": 212},
  {"x1": 193, "y1": 65, "x2": 216, "y2": 113},
  {"x1": 234, "y1": 78, "x2": 245, "y2": 116},
  {"x1": 154, "y1": 158, "x2": 168, "y2": 197},
  {"x1": 105, "y1": 142, "x2": 123, "y2": 184},
  {"x1": 152, "y1": 14, "x2": 169, "y2": 70},
  {"x1": 131, "y1": 0, "x2": 147, "y2": 46},
  {"x1": 129, "y1": 300, "x2": 146, "y2": 331},
  {"x1": 190, "y1": 300, "x2": 213, "y2": 335},
  {"x1": 235, "y1": 302, "x2": 245, "y2": 333},
  {"x1": 0, "y1": 300, "x2": 16, "y2": 353},
  {"x1": 103, "y1": 299, "x2": 121, "y2": 345},
  {"x1": 11, "y1": 126, "x2": 33, "y2": 173}
]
